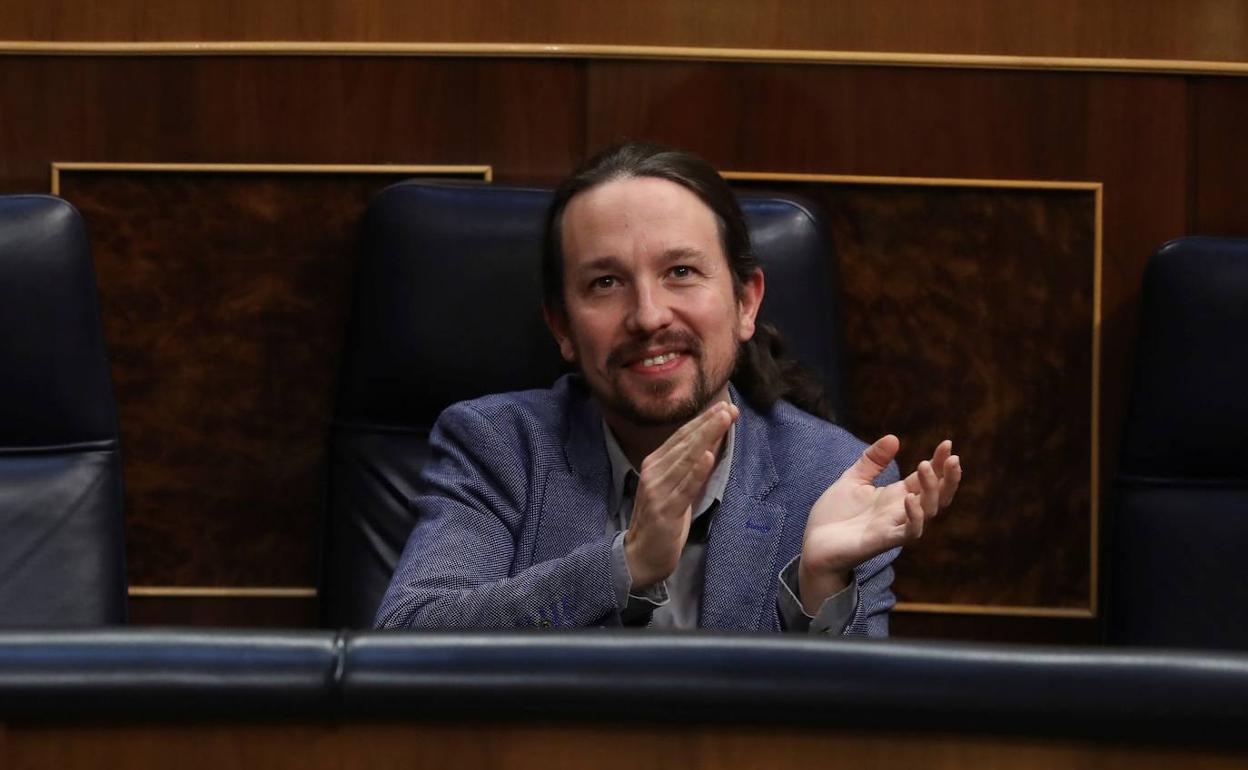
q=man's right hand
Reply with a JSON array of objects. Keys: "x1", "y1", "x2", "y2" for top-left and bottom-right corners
[{"x1": 624, "y1": 400, "x2": 738, "y2": 589}]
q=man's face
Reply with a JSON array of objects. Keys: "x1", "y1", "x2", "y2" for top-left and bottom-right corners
[{"x1": 545, "y1": 176, "x2": 763, "y2": 429}]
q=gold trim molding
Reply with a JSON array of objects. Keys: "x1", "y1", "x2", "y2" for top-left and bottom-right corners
[
  {"x1": 4, "y1": 40, "x2": 1248, "y2": 77},
  {"x1": 895, "y1": 602, "x2": 1094, "y2": 619},
  {"x1": 129, "y1": 586, "x2": 317, "y2": 599},
  {"x1": 723, "y1": 170, "x2": 1103, "y2": 620},
  {"x1": 727, "y1": 172, "x2": 1102, "y2": 191},
  {"x1": 51, "y1": 161, "x2": 493, "y2": 195}
]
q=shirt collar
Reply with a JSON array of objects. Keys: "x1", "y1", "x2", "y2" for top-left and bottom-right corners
[{"x1": 603, "y1": 397, "x2": 737, "y2": 520}]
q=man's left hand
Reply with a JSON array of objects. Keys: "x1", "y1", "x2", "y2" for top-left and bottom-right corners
[{"x1": 797, "y1": 435, "x2": 962, "y2": 615}]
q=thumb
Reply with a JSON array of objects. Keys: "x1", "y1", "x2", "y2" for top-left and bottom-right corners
[{"x1": 845, "y1": 434, "x2": 899, "y2": 483}]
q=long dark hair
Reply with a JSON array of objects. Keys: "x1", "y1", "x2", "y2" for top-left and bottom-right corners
[{"x1": 542, "y1": 141, "x2": 833, "y2": 422}]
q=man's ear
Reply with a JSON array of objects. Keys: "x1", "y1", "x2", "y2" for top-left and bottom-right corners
[
  {"x1": 542, "y1": 303, "x2": 577, "y2": 362},
  {"x1": 736, "y1": 267, "x2": 765, "y2": 342}
]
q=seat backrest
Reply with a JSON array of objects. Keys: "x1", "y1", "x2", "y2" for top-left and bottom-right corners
[
  {"x1": 320, "y1": 181, "x2": 844, "y2": 628},
  {"x1": 0, "y1": 195, "x2": 128, "y2": 625},
  {"x1": 1109, "y1": 236, "x2": 1248, "y2": 648}
]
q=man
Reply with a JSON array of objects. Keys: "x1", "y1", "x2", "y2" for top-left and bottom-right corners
[{"x1": 376, "y1": 142, "x2": 961, "y2": 634}]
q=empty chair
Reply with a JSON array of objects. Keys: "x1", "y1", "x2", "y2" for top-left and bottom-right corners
[
  {"x1": 1109, "y1": 236, "x2": 1248, "y2": 649},
  {"x1": 0, "y1": 195, "x2": 128, "y2": 625}
]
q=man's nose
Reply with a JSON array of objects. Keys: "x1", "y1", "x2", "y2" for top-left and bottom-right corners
[{"x1": 625, "y1": 282, "x2": 673, "y2": 335}]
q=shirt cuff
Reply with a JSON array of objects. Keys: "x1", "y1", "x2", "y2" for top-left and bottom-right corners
[
  {"x1": 776, "y1": 556, "x2": 858, "y2": 634},
  {"x1": 610, "y1": 530, "x2": 670, "y2": 623}
]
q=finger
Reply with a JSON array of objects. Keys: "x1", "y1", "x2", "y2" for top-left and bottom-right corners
[
  {"x1": 903, "y1": 461, "x2": 928, "y2": 494},
  {"x1": 904, "y1": 493, "x2": 925, "y2": 539},
  {"x1": 938, "y1": 455, "x2": 962, "y2": 508},
  {"x1": 904, "y1": 440, "x2": 953, "y2": 493},
  {"x1": 663, "y1": 403, "x2": 734, "y2": 469},
  {"x1": 642, "y1": 448, "x2": 717, "y2": 525},
  {"x1": 648, "y1": 401, "x2": 726, "y2": 459},
  {"x1": 643, "y1": 405, "x2": 734, "y2": 494},
  {"x1": 648, "y1": 401, "x2": 733, "y2": 461},
  {"x1": 903, "y1": 469, "x2": 920, "y2": 495},
  {"x1": 918, "y1": 460, "x2": 940, "y2": 518},
  {"x1": 846, "y1": 434, "x2": 900, "y2": 483},
  {"x1": 929, "y1": 440, "x2": 953, "y2": 479},
  {"x1": 667, "y1": 449, "x2": 717, "y2": 511},
  {"x1": 646, "y1": 401, "x2": 734, "y2": 467}
]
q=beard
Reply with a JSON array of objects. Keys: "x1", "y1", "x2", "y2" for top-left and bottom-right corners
[
  {"x1": 591, "y1": 329, "x2": 736, "y2": 428},
  {"x1": 602, "y1": 357, "x2": 714, "y2": 427}
]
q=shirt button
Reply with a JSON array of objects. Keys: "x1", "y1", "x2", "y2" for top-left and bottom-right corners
[{"x1": 538, "y1": 619, "x2": 552, "y2": 627}]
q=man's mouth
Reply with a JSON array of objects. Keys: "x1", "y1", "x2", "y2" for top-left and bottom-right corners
[
  {"x1": 640, "y1": 352, "x2": 680, "y2": 367},
  {"x1": 627, "y1": 349, "x2": 687, "y2": 375},
  {"x1": 608, "y1": 331, "x2": 702, "y2": 372}
]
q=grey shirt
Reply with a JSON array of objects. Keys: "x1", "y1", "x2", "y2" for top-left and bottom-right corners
[{"x1": 604, "y1": 412, "x2": 858, "y2": 633}]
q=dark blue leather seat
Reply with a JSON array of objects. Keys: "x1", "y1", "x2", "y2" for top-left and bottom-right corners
[
  {"x1": 0, "y1": 195, "x2": 128, "y2": 625},
  {"x1": 320, "y1": 181, "x2": 845, "y2": 628},
  {"x1": 1109, "y1": 236, "x2": 1248, "y2": 649}
]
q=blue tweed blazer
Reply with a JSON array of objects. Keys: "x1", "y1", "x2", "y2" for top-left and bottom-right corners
[{"x1": 375, "y1": 375, "x2": 899, "y2": 634}]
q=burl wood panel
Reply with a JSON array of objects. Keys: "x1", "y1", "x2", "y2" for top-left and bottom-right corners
[
  {"x1": 2, "y1": 0, "x2": 1247, "y2": 64},
  {"x1": 57, "y1": 169, "x2": 479, "y2": 587},
  {"x1": 735, "y1": 180, "x2": 1096, "y2": 609}
]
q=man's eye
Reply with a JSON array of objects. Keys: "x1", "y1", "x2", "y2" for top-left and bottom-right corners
[
  {"x1": 591, "y1": 276, "x2": 617, "y2": 290},
  {"x1": 670, "y1": 265, "x2": 694, "y2": 279}
]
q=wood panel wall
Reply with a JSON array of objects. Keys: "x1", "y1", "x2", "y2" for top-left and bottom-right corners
[
  {"x1": 2, "y1": 0, "x2": 1247, "y2": 64},
  {"x1": 1, "y1": 48, "x2": 1245, "y2": 641},
  {"x1": 7, "y1": 721, "x2": 1248, "y2": 770}
]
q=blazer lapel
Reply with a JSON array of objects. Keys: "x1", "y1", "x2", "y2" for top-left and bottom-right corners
[
  {"x1": 698, "y1": 394, "x2": 788, "y2": 631},
  {"x1": 528, "y1": 383, "x2": 613, "y2": 564}
]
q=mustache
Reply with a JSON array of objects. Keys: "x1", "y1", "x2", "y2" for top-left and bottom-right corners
[{"x1": 606, "y1": 330, "x2": 702, "y2": 369}]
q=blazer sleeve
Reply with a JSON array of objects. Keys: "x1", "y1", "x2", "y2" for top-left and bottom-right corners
[
  {"x1": 373, "y1": 402, "x2": 622, "y2": 630},
  {"x1": 844, "y1": 460, "x2": 902, "y2": 637},
  {"x1": 772, "y1": 460, "x2": 900, "y2": 637}
]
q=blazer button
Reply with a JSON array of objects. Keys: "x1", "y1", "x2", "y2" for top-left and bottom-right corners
[{"x1": 538, "y1": 619, "x2": 552, "y2": 627}]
